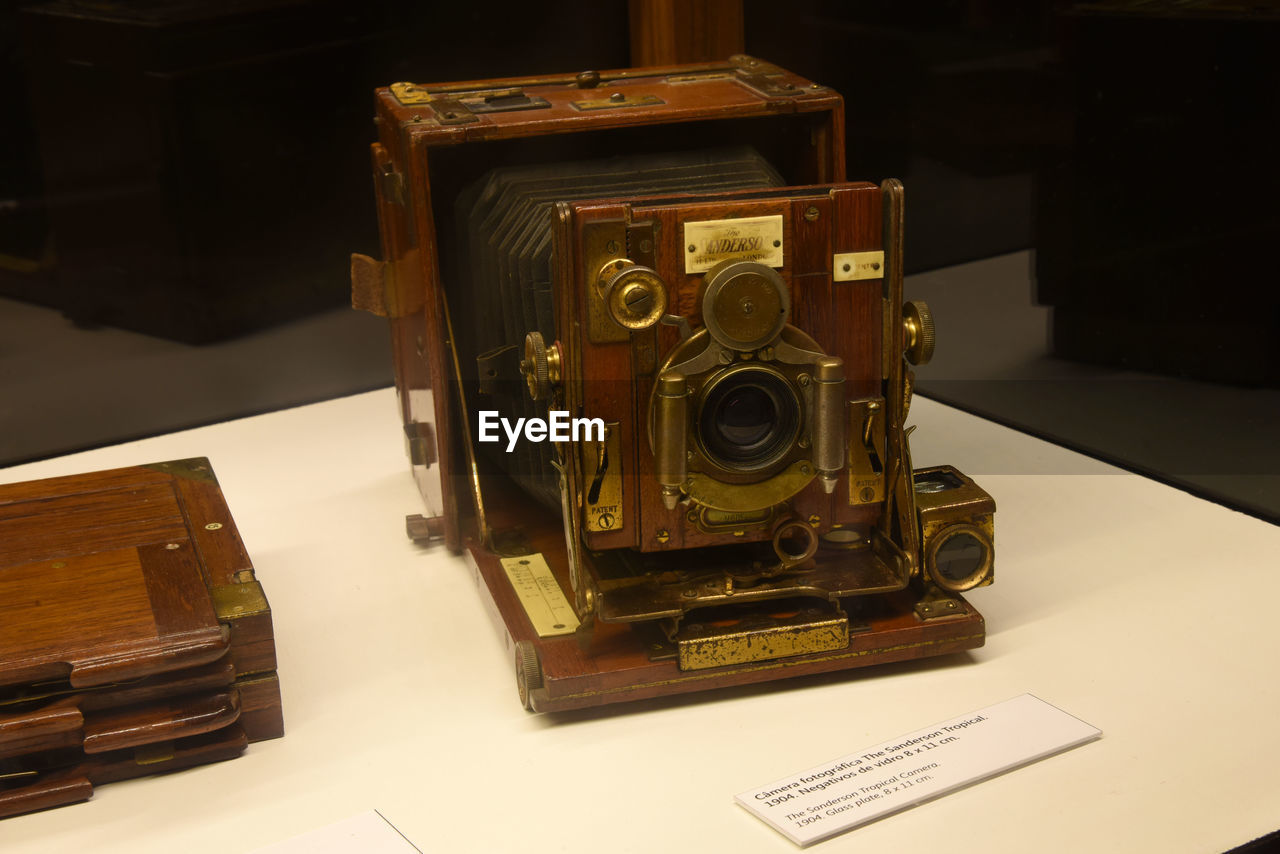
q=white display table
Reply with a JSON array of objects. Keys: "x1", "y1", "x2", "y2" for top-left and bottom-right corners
[{"x1": 2, "y1": 389, "x2": 1275, "y2": 853}]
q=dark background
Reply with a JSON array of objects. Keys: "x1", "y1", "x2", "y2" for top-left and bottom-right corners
[{"x1": 1, "y1": 0, "x2": 1277, "y2": 522}]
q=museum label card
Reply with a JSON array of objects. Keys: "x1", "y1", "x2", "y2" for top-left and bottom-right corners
[{"x1": 736, "y1": 693, "x2": 1100, "y2": 846}]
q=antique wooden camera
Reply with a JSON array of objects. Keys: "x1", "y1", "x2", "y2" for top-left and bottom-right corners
[{"x1": 353, "y1": 58, "x2": 995, "y2": 712}]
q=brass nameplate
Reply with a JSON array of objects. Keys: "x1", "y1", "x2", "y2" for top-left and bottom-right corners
[
  {"x1": 500, "y1": 554, "x2": 580, "y2": 637},
  {"x1": 684, "y1": 215, "x2": 784, "y2": 273},
  {"x1": 833, "y1": 250, "x2": 885, "y2": 281},
  {"x1": 678, "y1": 608, "x2": 849, "y2": 671}
]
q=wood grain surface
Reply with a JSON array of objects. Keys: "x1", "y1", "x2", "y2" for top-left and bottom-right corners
[{"x1": 0, "y1": 459, "x2": 277, "y2": 690}]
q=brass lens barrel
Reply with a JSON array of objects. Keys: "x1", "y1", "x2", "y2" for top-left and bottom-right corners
[
  {"x1": 654, "y1": 371, "x2": 689, "y2": 510},
  {"x1": 811, "y1": 356, "x2": 845, "y2": 494}
]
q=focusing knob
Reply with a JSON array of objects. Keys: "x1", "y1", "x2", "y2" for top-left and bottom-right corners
[
  {"x1": 520, "y1": 331, "x2": 561, "y2": 401},
  {"x1": 514, "y1": 640, "x2": 543, "y2": 711},
  {"x1": 605, "y1": 265, "x2": 668, "y2": 331},
  {"x1": 902, "y1": 300, "x2": 936, "y2": 365}
]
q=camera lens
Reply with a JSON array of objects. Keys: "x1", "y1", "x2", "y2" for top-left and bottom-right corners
[
  {"x1": 717, "y1": 386, "x2": 774, "y2": 446},
  {"x1": 698, "y1": 367, "x2": 799, "y2": 471},
  {"x1": 935, "y1": 532, "x2": 984, "y2": 582},
  {"x1": 926, "y1": 525, "x2": 993, "y2": 592}
]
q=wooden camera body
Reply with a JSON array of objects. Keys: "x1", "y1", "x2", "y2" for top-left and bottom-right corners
[{"x1": 353, "y1": 58, "x2": 995, "y2": 711}]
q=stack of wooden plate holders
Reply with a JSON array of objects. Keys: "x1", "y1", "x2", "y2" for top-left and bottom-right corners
[{"x1": 0, "y1": 458, "x2": 283, "y2": 818}]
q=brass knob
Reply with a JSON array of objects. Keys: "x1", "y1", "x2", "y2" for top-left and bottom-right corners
[
  {"x1": 515, "y1": 640, "x2": 543, "y2": 711},
  {"x1": 601, "y1": 262, "x2": 668, "y2": 331},
  {"x1": 902, "y1": 300, "x2": 936, "y2": 365},
  {"x1": 520, "y1": 331, "x2": 561, "y2": 401},
  {"x1": 701, "y1": 259, "x2": 789, "y2": 350}
]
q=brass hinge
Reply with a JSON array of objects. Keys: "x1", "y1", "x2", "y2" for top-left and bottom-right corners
[
  {"x1": 144, "y1": 457, "x2": 217, "y2": 484},
  {"x1": 390, "y1": 81, "x2": 432, "y2": 105},
  {"x1": 350, "y1": 253, "x2": 392, "y2": 317},
  {"x1": 211, "y1": 579, "x2": 269, "y2": 620},
  {"x1": 404, "y1": 421, "x2": 437, "y2": 466},
  {"x1": 379, "y1": 166, "x2": 406, "y2": 206},
  {"x1": 731, "y1": 56, "x2": 805, "y2": 99},
  {"x1": 426, "y1": 96, "x2": 480, "y2": 125},
  {"x1": 915, "y1": 593, "x2": 967, "y2": 620}
]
